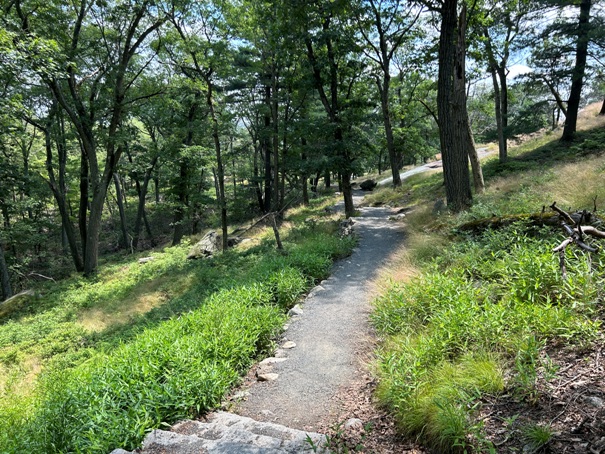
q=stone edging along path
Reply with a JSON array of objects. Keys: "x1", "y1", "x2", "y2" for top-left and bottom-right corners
[{"x1": 113, "y1": 191, "x2": 405, "y2": 453}]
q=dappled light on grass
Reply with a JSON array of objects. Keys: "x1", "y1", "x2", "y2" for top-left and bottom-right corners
[{"x1": 0, "y1": 194, "x2": 355, "y2": 453}]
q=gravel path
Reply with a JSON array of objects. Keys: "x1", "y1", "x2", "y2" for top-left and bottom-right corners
[{"x1": 235, "y1": 191, "x2": 405, "y2": 432}]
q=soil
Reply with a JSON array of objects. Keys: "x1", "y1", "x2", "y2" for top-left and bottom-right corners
[{"x1": 480, "y1": 340, "x2": 605, "y2": 454}]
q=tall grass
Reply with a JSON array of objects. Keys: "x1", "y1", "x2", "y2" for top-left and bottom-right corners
[
  {"x1": 373, "y1": 223, "x2": 601, "y2": 452},
  {"x1": 0, "y1": 196, "x2": 355, "y2": 453}
]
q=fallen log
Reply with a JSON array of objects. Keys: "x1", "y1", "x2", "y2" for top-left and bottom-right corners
[{"x1": 457, "y1": 211, "x2": 600, "y2": 232}]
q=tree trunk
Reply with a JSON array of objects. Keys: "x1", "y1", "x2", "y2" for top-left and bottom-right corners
[
  {"x1": 205, "y1": 75, "x2": 228, "y2": 252},
  {"x1": 0, "y1": 241, "x2": 12, "y2": 301},
  {"x1": 262, "y1": 84, "x2": 273, "y2": 213},
  {"x1": 131, "y1": 156, "x2": 157, "y2": 251},
  {"x1": 498, "y1": 66, "x2": 509, "y2": 155},
  {"x1": 600, "y1": 97, "x2": 605, "y2": 115},
  {"x1": 466, "y1": 121, "x2": 485, "y2": 194},
  {"x1": 272, "y1": 71, "x2": 280, "y2": 212},
  {"x1": 78, "y1": 148, "x2": 89, "y2": 255},
  {"x1": 378, "y1": 76, "x2": 402, "y2": 187},
  {"x1": 437, "y1": 0, "x2": 473, "y2": 212},
  {"x1": 173, "y1": 100, "x2": 197, "y2": 246},
  {"x1": 43, "y1": 125, "x2": 84, "y2": 272},
  {"x1": 490, "y1": 68, "x2": 506, "y2": 163},
  {"x1": 301, "y1": 138, "x2": 309, "y2": 205},
  {"x1": 83, "y1": 180, "x2": 112, "y2": 276},
  {"x1": 113, "y1": 172, "x2": 129, "y2": 250},
  {"x1": 562, "y1": 0, "x2": 592, "y2": 142},
  {"x1": 253, "y1": 143, "x2": 265, "y2": 211},
  {"x1": 484, "y1": 28, "x2": 507, "y2": 163},
  {"x1": 172, "y1": 161, "x2": 188, "y2": 246}
]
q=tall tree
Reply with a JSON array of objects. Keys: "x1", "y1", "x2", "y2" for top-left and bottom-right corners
[
  {"x1": 5, "y1": 0, "x2": 166, "y2": 275},
  {"x1": 478, "y1": 0, "x2": 532, "y2": 162},
  {"x1": 288, "y1": 0, "x2": 366, "y2": 218},
  {"x1": 164, "y1": 1, "x2": 231, "y2": 250},
  {"x1": 356, "y1": 0, "x2": 420, "y2": 187},
  {"x1": 422, "y1": 0, "x2": 476, "y2": 210},
  {"x1": 562, "y1": 0, "x2": 592, "y2": 141}
]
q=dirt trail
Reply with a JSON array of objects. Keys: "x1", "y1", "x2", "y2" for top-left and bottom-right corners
[{"x1": 234, "y1": 191, "x2": 405, "y2": 432}]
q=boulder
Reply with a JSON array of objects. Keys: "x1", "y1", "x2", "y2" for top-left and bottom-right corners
[
  {"x1": 359, "y1": 179, "x2": 377, "y2": 191},
  {"x1": 187, "y1": 231, "x2": 220, "y2": 259},
  {"x1": 339, "y1": 218, "x2": 355, "y2": 237}
]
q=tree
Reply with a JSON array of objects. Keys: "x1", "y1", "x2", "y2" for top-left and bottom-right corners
[
  {"x1": 288, "y1": 0, "x2": 367, "y2": 218},
  {"x1": 356, "y1": 0, "x2": 420, "y2": 187},
  {"x1": 477, "y1": 0, "x2": 533, "y2": 162},
  {"x1": 163, "y1": 0, "x2": 232, "y2": 250},
  {"x1": 421, "y1": 0, "x2": 477, "y2": 211},
  {"x1": 562, "y1": 0, "x2": 592, "y2": 141},
  {"x1": 5, "y1": 0, "x2": 166, "y2": 275}
]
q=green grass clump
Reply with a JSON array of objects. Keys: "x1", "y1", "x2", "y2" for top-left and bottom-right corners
[
  {"x1": 373, "y1": 224, "x2": 601, "y2": 452},
  {"x1": 0, "y1": 195, "x2": 355, "y2": 453},
  {"x1": 1, "y1": 285, "x2": 282, "y2": 453}
]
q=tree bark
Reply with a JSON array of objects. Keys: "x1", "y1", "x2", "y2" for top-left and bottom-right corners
[
  {"x1": 600, "y1": 97, "x2": 605, "y2": 115},
  {"x1": 173, "y1": 99, "x2": 197, "y2": 246},
  {"x1": 253, "y1": 142, "x2": 265, "y2": 211},
  {"x1": 271, "y1": 68, "x2": 280, "y2": 212},
  {"x1": 205, "y1": 73, "x2": 228, "y2": 252},
  {"x1": 263, "y1": 84, "x2": 272, "y2": 213},
  {"x1": 562, "y1": 0, "x2": 592, "y2": 141},
  {"x1": 44, "y1": 122, "x2": 84, "y2": 271},
  {"x1": 112, "y1": 172, "x2": 129, "y2": 250},
  {"x1": 484, "y1": 28, "x2": 507, "y2": 163},
  {"x1": 378, "y1": 75, "x2": 401, "y2": 187},
  {"x1": 437, "y1": 0, "x2": 473, "y2": 211},
  {"x1": 131, "y1": 154, "x2": 157, "y2": 251},
  {"x1": 0, "y1": 241, "x2": 12, "y2": 301},
  {"x1": 301, "y1": 138, "x2": 309, "y2": 205}
]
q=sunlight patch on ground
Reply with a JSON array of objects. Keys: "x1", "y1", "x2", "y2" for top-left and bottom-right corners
[
  {"x1": 77, "y1": 276, "x2": 174, "y2": 333},
  {"x1": 540, "y1": 156, "x2": 605, "y2": 209},
  {"x1": 0, "y1": 357, "x2": 42, "y2": 398}
]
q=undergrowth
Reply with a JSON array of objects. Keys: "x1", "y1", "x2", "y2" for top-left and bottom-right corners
[
  {"x1": 372, "y1": 120, "x2": 605, "y2": 453},
  {"x1": 373, "y1": 223, "x2": 601, "y2": 452},
  {"x1": 0, "y1": 195, "x2": 355, "y2": 453}
]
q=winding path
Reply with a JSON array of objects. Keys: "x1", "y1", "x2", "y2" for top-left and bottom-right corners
[
  {"x1": 234, "y1": 191, "x2": 405, "y2": 431},
  {"x1": 115, "y1": 191, "x2": 406, "y2": 453}
]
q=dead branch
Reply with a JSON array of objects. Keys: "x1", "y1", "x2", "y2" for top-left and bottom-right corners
[
  {"x1": 575, "y1": 225, "x2": 605, "y2": 239},
  {"x1": 457, "y1": 211, "x2": 594, "y2": 232},
  {"x1": 550, "y1": 201, "x2": 576, "y2": 225}
]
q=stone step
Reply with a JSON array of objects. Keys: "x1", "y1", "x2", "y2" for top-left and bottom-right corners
[{"x1": 110, "y1": 412, "x2": 327, "y2": 454}]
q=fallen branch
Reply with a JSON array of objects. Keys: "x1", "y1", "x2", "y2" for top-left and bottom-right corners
[
  {"x1": 550, "y1": 203, "x2": 602, "y2": 278},
  {"x1": 457, "y1": 211, "x2": 595, "y2": 232}
]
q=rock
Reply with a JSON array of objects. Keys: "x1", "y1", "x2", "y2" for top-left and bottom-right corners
[
  {"x1": 227, "y1": 236, "x2": 241, "y2": 247},
  {"x1": 288, "y1": 305, "x2": 303, "y2": 316},
  {"x1": 344, "y1": 418, "x2": 364, "y2": 431},
  {"x1": 282, "y1": 323, "x2": 290, "y2": 331},
  {"x1": 359, "y1": 179, "x2": 377, "y2": 191},
  {"x1": 388, "y1": 214, "x2": 406, "y2": 221},
  {"x1": 109, "y1": 450, "x2": 131, "y2": 454},
  {"x1": 339, "y1": 218, "x2": 355, "y2": 237},
  {"x1": 585, "y1": 396, "x2": 604, "y2": 408},
  {"x1": 259, "y1": 357, "x2": 288, "y2": 366},
  {"x1": 187, "y1": 231, "x2": 220, "y2": 259},
  {"x1": 138, "y1": 256, "x2": 155, "y2": 264},
  {"x1": 281, "y1": 341, "x2": 296, "y2": 349},
  {"x1": 231, "y1": 390, "x2": 250, "y2": 401},
  {"x1": 0, "y1": 289, "x2": 38, "y2": 317},
  {"x1": 257, "y1": 373, "x2": 279, "y2": 382}
]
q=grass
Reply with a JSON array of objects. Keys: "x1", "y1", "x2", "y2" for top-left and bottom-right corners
[
  {"x1": 371, "y1": 111, "x2": 605, "y2": 452},
  {"x1": 0, "y1": 193, "x2": 356, "y2": 453}
]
